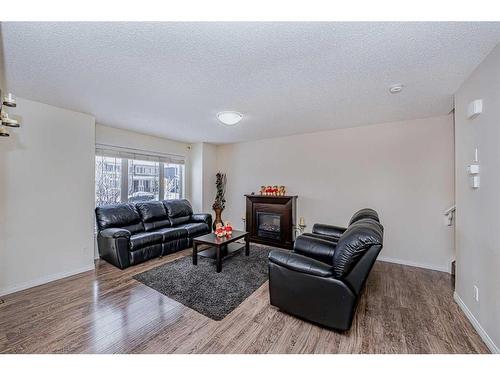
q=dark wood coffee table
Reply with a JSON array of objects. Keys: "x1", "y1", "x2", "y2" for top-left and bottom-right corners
[{"x1": 192, "y1": 230, "x2": 249, "y2": 273}]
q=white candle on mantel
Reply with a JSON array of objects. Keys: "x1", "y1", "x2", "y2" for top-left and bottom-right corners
[{"x1": 299, "y1": 217, "x2": 305, "y2": 226}]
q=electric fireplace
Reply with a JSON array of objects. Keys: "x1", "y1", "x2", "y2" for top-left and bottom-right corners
[{"x1": 245, "y1": 194, "x2": 297, "y2": 249}]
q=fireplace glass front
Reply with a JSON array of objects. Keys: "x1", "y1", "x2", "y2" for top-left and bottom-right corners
[{"x1": 257, "y1": 212, "x2": 281, "y2": 241}]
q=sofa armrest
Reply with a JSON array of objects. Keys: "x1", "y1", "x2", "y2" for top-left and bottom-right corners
[
  {"x1": 97, "y1": 229, "x2": 131, "y2": 269},
  {"x1": 312, "y1": 223, "x2": 346, "y2": 238},
  {"x1": 191, "y1": 213, "x2": 212, "y2": 228},
  {"x1": 269, "y1": 250, "x2": 334, "y2": 277},
  {"x1": 99, "y1": 228, "x2": 131, "y2": 239},
  {"x1": 294, "y1": 235, "x2": 336, "y2": 265}
]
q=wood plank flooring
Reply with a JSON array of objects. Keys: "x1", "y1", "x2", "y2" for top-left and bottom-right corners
[{"x1": 0, "y1": 247, "x2": 490, "y2": 354}]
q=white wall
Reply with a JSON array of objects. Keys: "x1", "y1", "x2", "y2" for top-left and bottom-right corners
[
  {"x1": 189, "y1": 142, "x2": 217, "y2": 214},
  {"x1": 95, "y1": 123, "x2": 189, "y2": 158},
  {"x1": 217, "y1": 115, "x2": 455, "y2": 272},
  {"x1": 190, "y1": 143, "x2": 204, "y2": 212},
  {"x1": 0, "y1": 98, "x2": 96, "y2": 296},
  {"x1": 202, "y1": 143, "x2": 217, "y2": 214},
  {"x1": 454, "y1": 43, "x2": 500, "y2": 353}
]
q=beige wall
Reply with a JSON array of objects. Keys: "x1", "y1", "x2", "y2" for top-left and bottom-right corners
[
  {"x1": 190, "y1": 143, "x2": 204, "y2": 212},
  {"x1": 95, "y1": 123, "x2": 189, "y2": 158},
  {"x1": 217, "y1": 115, "x2": 455, "y2": 272},
  {"x1": 202, "y1": 143, "x2": 217, "y2": 214},
  {"x1": 0, "y1": 98, "x2": 96, "y2": 296},
  {"x1": 189, "y1": 142, "x2": 217, "y2": 214},
  {"x1": 454, "y1": 43, "x2": 500, "y2": 353}
]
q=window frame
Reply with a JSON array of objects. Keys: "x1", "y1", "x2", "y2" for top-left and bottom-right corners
[{"x1": 95, "y1": 146, "x2": 185, "y2": 206}]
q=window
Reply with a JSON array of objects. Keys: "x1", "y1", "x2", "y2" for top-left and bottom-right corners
[
  {"x1": 95, "y1": 155, "x2": 122, "y2": 206},
  {"x1": 128, "y1": 159, "x2": 159, "y2": 202},
  {"x1": 95, "y1": 146, "x2": 185, "y2": 207},
  {"x1": 164, "y1": 163, "x2": 183, "y2": 200}
]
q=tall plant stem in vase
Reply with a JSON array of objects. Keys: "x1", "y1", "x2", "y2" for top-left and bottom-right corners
[{"x1": 212, "y1": 172, "x2": 227, "y2": 231}]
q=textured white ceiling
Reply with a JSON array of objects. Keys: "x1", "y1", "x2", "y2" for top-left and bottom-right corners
[{"x1": 2, "y1": 22, "x2": 500, "y2": 144}]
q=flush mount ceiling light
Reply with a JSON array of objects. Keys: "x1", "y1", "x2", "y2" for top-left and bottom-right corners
[
  {"x1": 217, "y1": 111, "x2": 243, "y2": 126},
  {"x1": 389, "y1": 84, "x2": 404, "y2": 94}
]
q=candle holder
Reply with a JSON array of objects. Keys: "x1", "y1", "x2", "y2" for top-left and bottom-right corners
[
  {"x1": 294, "y1": 223, "x2": 307, "y2": 239},
  {"x1": 3, "y1": 93, "x2": 17, "y2": 107},
  {"x1": 0, "y1": 89, "x2": 21, "y2": 138},
  {"x1": 1, "y1": 112, "x2": 20, "y2": 127}
]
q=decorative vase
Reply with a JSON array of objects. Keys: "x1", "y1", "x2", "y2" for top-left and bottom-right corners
[{"x1": 213, "y1": 208, "x2": 224, "y2": 231}]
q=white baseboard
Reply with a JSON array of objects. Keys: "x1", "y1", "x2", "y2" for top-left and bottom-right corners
[
  {"x1": 0, "y1": 263, "x2": 95, "y2": 297},
  {"x1": 454, "y1": 291, "x2": 499, "y2": 354},
  {"x1": 377, "y1": 256, "x2": 450, "y2": 273}
]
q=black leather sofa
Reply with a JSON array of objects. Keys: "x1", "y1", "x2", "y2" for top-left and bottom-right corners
[
  {"x1": 95, "y1": 199, "x2": 212, "y2": 269},
  {"x1": 268, "y1": 208, "x2": 383, "y2": 331}
]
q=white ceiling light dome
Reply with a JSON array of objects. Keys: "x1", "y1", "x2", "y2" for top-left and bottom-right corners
[
  {"x1": 389, "y1": 84, "x2": 404, "y2": 94},
  {"x1": 217, "y1": 111, "x2": 243, "y2": 126}
]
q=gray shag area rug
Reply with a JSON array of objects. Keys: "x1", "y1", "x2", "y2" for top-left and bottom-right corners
[{"x1": 133, "y1": 244, "x2": 274, "y2": 320}]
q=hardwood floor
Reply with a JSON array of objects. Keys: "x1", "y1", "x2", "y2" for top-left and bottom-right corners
[{"x1": 0, "y1": 247, "x2": 490, "y2": 354}]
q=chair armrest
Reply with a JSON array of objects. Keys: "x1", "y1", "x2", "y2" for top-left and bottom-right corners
[
  {"x1": 99, "y1": 228, "x2": 131, "y2": 239},
  {"x1": 312, "y1": 223, "x2": 346, "y2": 238},
  {"x1": 294, "y1": 235, "x2": 336, "y2": 264},
  {"x1": 302, "y1": 232, "x2": 340, "y2": 244},
  {"x1": 190, "y1": 213, "x2": 212, "y2": 228},
  {"x1": 269, "y1": 250, "x2": 334, "y2": 277}
]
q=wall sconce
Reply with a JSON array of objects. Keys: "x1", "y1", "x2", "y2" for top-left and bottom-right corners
[{"x1": 0, "y1": 89, "x2": 20, "y2": 137}]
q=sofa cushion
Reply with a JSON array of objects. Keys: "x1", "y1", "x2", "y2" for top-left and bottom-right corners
[
  {"x1": 348, "y1": 208, "x2": 380, "y2": 225},
  {"x1": 135, "y1": 201, "x2": 171, "y2": 231},
  {"x1": 129, "y1": 244, "x2": 163, "y2": 265},
  {"x1": 129, "y1": 231, "x2": 163, "y2": 251},
  {"x1": 152, "y1": 227, "x2": 188, "y2": 242},
  {"x1": 177, "y1": 222, "x2": 210, "y2": 237},
  {"x1": 333, "y1": 218, "x2": 383, "y2": 278},
  {"x1": 163, "y1": 199, "x2": 193, "y2": 225},
  {"x1": 95, "y1": 203, "x2": 144, "y2": 234}
]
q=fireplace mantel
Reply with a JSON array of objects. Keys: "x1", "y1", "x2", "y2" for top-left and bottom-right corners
[{"x1": 245, "y1": 194, "x2": 297, "y2": 249}]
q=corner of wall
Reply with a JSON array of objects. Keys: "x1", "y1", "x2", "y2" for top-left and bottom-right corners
[{"x1": 454, "y1": 292, "x2": 499, "y2": 353}]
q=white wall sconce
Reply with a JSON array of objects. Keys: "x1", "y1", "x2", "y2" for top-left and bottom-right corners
[
  {"x1": 467, "y1": 99, "x2": 483, "y2": 119},
  {"x1": 0, "y1": 89, "x2": 20, "y2": 137}
]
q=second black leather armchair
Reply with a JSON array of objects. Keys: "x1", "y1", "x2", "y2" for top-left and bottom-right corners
[{"x1": 268, "y1": 208, "x2": 383, "y2": 331}]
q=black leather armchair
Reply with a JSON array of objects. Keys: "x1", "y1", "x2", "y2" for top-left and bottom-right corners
[
  {"x1": 268, "y1": 208, "x2": 383, "y2": 331},
  {"x1": 302, "y1": 208, "x2": 379, "y2": 244},
  {"x1": 95, "y1": 199, "x2": 212, "y2": 269}
]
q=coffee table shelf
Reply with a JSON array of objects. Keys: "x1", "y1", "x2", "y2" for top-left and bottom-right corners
[
  {"x1": 198, "y1": 242, "x2": 245, "y2": 259},
  {"x1": 192, "y1": 230, "x2": 249, "y2": 273}
]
